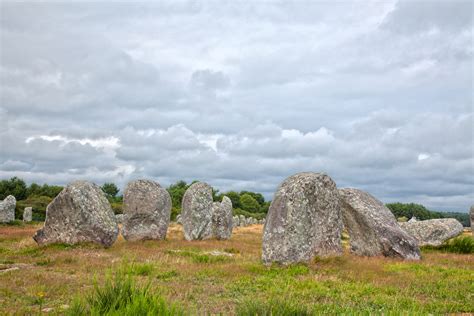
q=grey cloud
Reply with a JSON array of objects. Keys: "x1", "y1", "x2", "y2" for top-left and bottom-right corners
[{"x1": 1, "y1": 1, "x2": 472, "y2": 211}]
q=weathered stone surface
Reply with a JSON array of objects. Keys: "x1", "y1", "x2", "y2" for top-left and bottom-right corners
[
  {"x1": 115, "y1": 214, "x2": 124, "y2": 224},
  {"x1": 122, "y1": 180, "x2": 171, "y2": 241},
  {"x1": 471, "y1": 205, "x2": 474, "y2": 233},
  {"x1": 0, "y1": 195, "x2": 16, "y2": 223},
  {"x1": 176, "y1": 214, "x2": 182, "y2": 224},
  {"x1": 262, "y1": 172, "x2": 343, "y2": 265},
  {"x1": 33, "y1": 181, "x2": 118, "y2": 247},
  {"x1": 23, "y1": 207, "x2": 32, "y2": 222},
  {"x1": 233, "y1": 215, "x2": 239, "y2": 227},
  {"x1": 399, "y1": 218, "x2": 464, "y2": 246},
  {"x1": 238, "y1": 215, "x2": 246, "y2": 227},
  {"x1": 212, "y1": 196, "x2": 233, "y2": 240},
  {"x1": 181, "y1": 182, "x2": 213, "y2": 240},
  {"x1": 339, "y1": 188, "x2": 421, "y2": 259}
]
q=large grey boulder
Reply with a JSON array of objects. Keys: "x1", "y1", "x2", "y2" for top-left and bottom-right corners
[
  {"x1": 262, "y1": 172, "x2": 343, "y2": 265},
  {"x1": 181, "y1": 182, "x2": 213, "y2": 240},
  {"x1": 122, "y1": 180, "x2": 171, "y2": 241},
  {"x1": 33, "y1": 181, "x2": 118, "y2": 247},
  {"x1": 399, "y1": 218, "x2": 464, "y2": 246},
  {"x1": 212, "y1": 196, "x2": 233, "y2": 240},
  {"x1": 23, "y1": 207, "x2": 32, "y2": 222},
  {"x1": 339, "y1": 188, "x2": 421, "y2": 260},
  {"x1": 0, "y1": 195, "x2": 16, "y2": 223}
]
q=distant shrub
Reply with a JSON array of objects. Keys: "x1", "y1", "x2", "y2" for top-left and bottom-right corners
[
  {"x1": 16, "y1": 195, "x2": 52, "y2": 221},
  {"x1": 110, "y1": 202, "x2": 123, "y2": 215},
  {"x1": 236, "y1": 299, "x2": 312, "y2": 316},
  {"x1": 68, "y1": 271, "x2": 184, "y2": 315}
]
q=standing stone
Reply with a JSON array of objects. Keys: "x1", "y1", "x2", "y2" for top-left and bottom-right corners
[
  {"x1": 176, "y1": 214, "x2": 182, "y2": 225},
  {"x1": 233, "y1": 215, "x2": 239, "y2": 227},
  {"x1": 399, "y1": 218, "x2": 464, "y2": 246},
  {"x1": 212, "y1": 196, "x2": 233, "y2": 240},
  {"x1": 33, "y1": 181, "x2": 118, "y2": 247},
  {"x1": 408, "y1": 216, "x2": 417, "y2": 223},
  {"x1": 470, "y1": 205, "x2": 474, "y2": 233},
  {"x1": 122, "y1": 180, "x2": 171, "y2": 241},
  {"x1": 339, "y1": 188, "x2": 421, "y2": 259},
  {"x1": 262, "y1": 172, "x2": 343, "y2": 265},
  {"x1": 181, "y1": 182, "x2": 213, "y2": 240},
  {"x1": 0, "y1": 195, "x2": 16, "y2": 223},
  {"x1": 23, "y1": 207, "x2": 33, "y2": 222},
  {"x1": 239, "y1": 215, "x2": 246, "y2": 227}
]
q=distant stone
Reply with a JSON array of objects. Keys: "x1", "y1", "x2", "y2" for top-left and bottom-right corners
[
  {"x1": 176, "y1": 214, "x2": 182, "y2": 224},
  {"x1": 408, "y1": 216, "x2": 417, "y2": 223},
  {"x1": 115, "y1": 214, "x2": 124, "y2": 224},
  {"x1": 471, "y1": 205, "x2": 474, "y2": 233},
  {"x1": 33, "y1": 181, "x2": 118, "y2": 247},
  {"x1": 399, "y1": 218, "x2": 464, "y2": 247},
  {"x1": 181, "y1": 182, "x2": 213, "y2": 240},
  {"x1": 233, "y1": 215, "x2": 239, "y2": 227},
  {"x1": 212, "y1": 196, "x2": 233, "y2": 240},
  {"x1": 122, "y1": 180, "x2": 171, "y2": 241},
  {"x1": 339, "y1": 188, "x2": 421, "y2": 259},
  {"x1": 0, "y1": 195, "x2": 16, "y2": 223},
  {"x1": 23, "y1": 207, "x2": 33, "y2": 222},
  {"x1": 262, "y1": 172, "x2": 343, "y2": 265},
  {"x1": 238, "y1": 215, "x2": 246, "y2": 227}
]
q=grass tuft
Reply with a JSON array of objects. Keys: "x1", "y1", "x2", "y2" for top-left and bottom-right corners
[
  {"x1": 67, "y1": 270, "x2": 184, "y2": 315},
  {"x1": 423, "y1": 236, "x2": 474, "y2": 254}
]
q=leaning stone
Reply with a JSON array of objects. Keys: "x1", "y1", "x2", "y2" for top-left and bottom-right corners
[
  {"x1": 339, "y1": 188, "x2": 421, "y2": 259},
  {"x1": 33, "y1": 181, "x2": 118, "y2": 247},
  {"x1": 122, "y1": 179, "x2": 171, "y2": 241},
  {"x1": 23, "y1": 207, "x2": 33, "y2": 222},
  {"x1": 181, "y1": 182, "x2": 213, "y2": 240},
  {"x1": 399, "y1": 218, "x2": 464, "y2": 247},
  {"x1": 0, "y1": 195, "x2": 16, "y2": 223},
  {"x1": 262, "y1": 172, "x2": 343, "y2": 265},
  {"x1": 212, "y1": 196, "x2": 233, "y2": 240}
]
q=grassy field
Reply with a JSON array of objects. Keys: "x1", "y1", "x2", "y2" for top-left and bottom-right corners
[{"x1": 0, "y1": 223, "x2": 473, "y2": 315}]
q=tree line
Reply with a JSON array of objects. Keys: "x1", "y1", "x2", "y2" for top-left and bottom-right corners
[{"x1": 0, "y1": 177, "x2": 470, "y2": 226}]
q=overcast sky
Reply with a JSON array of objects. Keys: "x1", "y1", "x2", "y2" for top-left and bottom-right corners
[{"x1": 0, "y1": 0, "x2": 472, "y2": 211}]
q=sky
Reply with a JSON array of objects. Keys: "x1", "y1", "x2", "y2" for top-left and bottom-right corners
[{"x1": 0, "y1": 0, "x2": 472, "y2": 211}]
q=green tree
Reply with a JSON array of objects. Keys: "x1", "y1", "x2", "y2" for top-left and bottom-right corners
[
  {"x1": 0, "y1": 177, "x2": 27, "y2": 200},
  {"x1": 224, "y1": 191, "x2": 241, "y2": 209},
  {"x1": 167, "y1": 180, "x2": 189, "y2": 209},
  {"x1": 240, "y1": 191, "x2": 265, "y2": 206},
  {"x1": 240, "y1": 194, "x2": 260, "y2": 213},
  {"x1": 101, "y1": 183, "x2": 119, "y2": 198}
]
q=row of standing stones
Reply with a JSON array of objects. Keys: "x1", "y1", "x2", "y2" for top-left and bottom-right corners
[{"x1": 0, "y1": 172, "x2": 471, "y2": 264}]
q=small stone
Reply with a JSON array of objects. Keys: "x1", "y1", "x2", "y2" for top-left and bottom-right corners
[
  {"x1": 181, "y1": 182, "x2": 213, "y2": 240},
  {"x1": 23, "y1": 207, "x2": 33, "y2": 222},
  {"x1": 122, "y1": 179, "x2": 171, "y2": 241},
  {"x1": 470, "y1": 205, "x2": 474, "y2": 233},
  {"x1": 33, "y1": 181, "x2": 118, "y2": 247},
  {"x1": 0, "y1": 195, "x2": 16, "y2": 223},
  {"x1": 399, "y1": 218, "x2": 464, "y2": 246}
]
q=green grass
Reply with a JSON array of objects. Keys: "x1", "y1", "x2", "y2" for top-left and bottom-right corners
[
  {"x1": 166, "y1": 249, "x2": 232, "y2": 264},
  {"x1": 67, "y1": 270, "x2": 184, "y2": 316},
  {"x1": 236, "y1": 299, "x2": 312, "y2": 316},
  {"x1": 422, "y1": 236, "x2": 474, "y2": 254}
]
